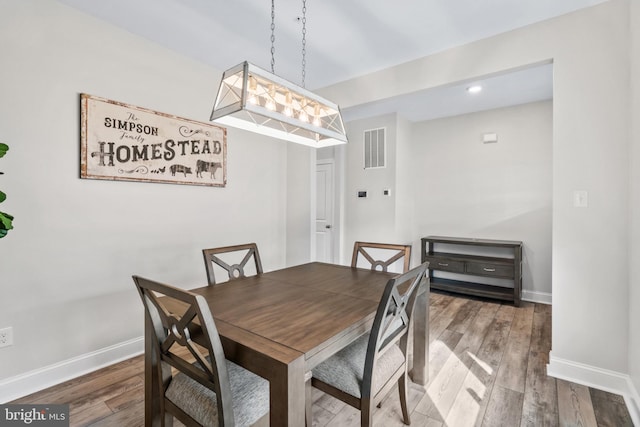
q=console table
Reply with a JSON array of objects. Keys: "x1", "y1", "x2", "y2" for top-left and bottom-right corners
[{"x1": 421, "y1": 236, "x2": 522, "y2": 306}]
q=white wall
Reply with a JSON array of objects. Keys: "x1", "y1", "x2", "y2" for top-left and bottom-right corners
[
  {"x1": 410, "y1": 101, "x2": 552, "y2": 299},
  {"x1": 394, "y1": 115, "x2": 415, "y2": 244},
  {"x1": 0, "y1": 0, "x2": 311, "y2": 394},
  {"x1": 286, "y1": 144, "x2": 313, "y2": 266},
  {"x1": 343, "y1": 114, "x2": 399, "y2": 261},
  {"x1": 321, "y1": 0, "x2": 635, "y2": 404}
]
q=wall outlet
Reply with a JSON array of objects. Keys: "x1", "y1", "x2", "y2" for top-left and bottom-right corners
[{"x1": 0, "y1": 327, "x2": 13, "y2": 348}]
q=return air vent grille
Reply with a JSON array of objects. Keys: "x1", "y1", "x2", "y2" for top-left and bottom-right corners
[{"x1": 364, "y1": 128, "x2": 385, "y2": 169}]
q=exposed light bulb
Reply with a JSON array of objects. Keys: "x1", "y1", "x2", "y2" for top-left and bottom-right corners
[
  {"x1": 298, "y1": 98, "x2": 310, "y2": 123},
  {"x1": 313, "y1": 104, "x2": 321, "y2": 126},
  {"x1": 284, "y1": 92, "x2": 293, "y2": 116},
  {"x1": 266, "y1": 84, "x2": 276, "y2": 110},
  {"x1": 467, "y1": 85, "x2": 482, "y2": 94},
  {"x1": 248, "y1": 76, "x2": 259, "y2": 105}
]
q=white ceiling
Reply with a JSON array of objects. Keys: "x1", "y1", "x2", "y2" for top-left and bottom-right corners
[
  {"x1": 341, "y1": 63, "x2": 554, "y2": 122},
  {"x1": 57, "y1": 0, "x2": 606, "y2": 121}
]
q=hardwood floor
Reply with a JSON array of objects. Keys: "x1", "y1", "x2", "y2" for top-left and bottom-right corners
[{"x1": 12, "y1": 292, "x2": 634, "y2": 426}]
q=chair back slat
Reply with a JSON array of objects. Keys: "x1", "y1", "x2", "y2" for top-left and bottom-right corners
[
  {"x1": 132, "y1": 275, "x2": 235, "y2": 426},
  {"x1": 351, "y1": 241, "x2": 412, "y2": 273},
  {"x1": 361, "y1": 262, "x2": 428, "y2": 399},
  {"x1": 202, "y1": 243, "x2": 263, "y2": 286}
]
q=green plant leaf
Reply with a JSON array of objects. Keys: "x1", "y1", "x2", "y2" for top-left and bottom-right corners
[
  {"x1": 0, "y1": 211, "x2": 13, "y2": 231},
  {"x1": 0, "y1": 144, "x2": 12, "y2": 237}
]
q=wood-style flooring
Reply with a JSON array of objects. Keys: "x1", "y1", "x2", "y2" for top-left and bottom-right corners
[{"x1": 12, "y1": 292, "x2": 634, "y2": 426}]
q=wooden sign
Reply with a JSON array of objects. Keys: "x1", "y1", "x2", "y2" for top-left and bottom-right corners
[{"x1": 81, "y1": 94, "x2": 226, "y2": 187}]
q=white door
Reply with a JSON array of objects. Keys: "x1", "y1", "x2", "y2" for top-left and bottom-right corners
[{"x1": 316, "y1": 162, "x2": 334, "y2": 263}]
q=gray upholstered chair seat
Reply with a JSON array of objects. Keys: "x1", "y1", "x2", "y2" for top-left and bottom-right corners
[
  {"x1": 312, "y1": 333, "x2": 405, "y2": 399},
  {"x1": 166, "y1": 359, "x2": 269, "y2": 427}
]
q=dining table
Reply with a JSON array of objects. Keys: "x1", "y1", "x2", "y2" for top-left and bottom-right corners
[{"x1": 144, "y1": 261, "x2": 429, "y2": 427}]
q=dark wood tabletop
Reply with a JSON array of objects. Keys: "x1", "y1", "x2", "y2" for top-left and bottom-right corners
[
  {"x1": 191, "y1": 263, "x2": 393, "y2": 363},
  {"x1": 145, "y1": 262, "x2": 429, "y2": 427}
]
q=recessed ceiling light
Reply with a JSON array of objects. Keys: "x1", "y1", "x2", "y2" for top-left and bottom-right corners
[{"x1": 467, "y1": 85, "x2": 483, "y2": 94}]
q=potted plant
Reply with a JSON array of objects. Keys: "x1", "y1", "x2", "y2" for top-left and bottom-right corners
[{"x1": 0, "y1": 143, "x2": 13, "y2": 238}]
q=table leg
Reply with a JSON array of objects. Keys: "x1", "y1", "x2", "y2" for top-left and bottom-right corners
[
  {"x1": 305, "y1": 371, "x2": 313, "y2": 426},
  {"x1": 410, "y1": 282, "x2": 429, "y2": 385},
  {"x1": 268, "y1": 355, "x2": 306, "y2": 426}
]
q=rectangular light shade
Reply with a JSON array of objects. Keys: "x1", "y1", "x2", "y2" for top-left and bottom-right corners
[{"x1": 210, "y1": 62, "x2": 348, "y2": 148}]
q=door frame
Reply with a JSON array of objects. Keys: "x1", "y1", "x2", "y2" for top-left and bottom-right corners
[
  {"x1": 315, "y1": 161, "x2": 334, "y2": 263},
  {"x1": 315, "y1": 156, "x2": 342, "y2": 264}
]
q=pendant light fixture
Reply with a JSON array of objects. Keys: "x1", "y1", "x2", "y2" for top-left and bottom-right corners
[{"x1": 210, "y1": 0, "x2": 348, "y2": 148}]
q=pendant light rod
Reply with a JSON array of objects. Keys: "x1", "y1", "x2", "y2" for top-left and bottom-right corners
[
  {"x1": 270, "y1": 0, "x2": 276, "y2": 74},
  {"x1": 301, "y1": 0, "x2": 307, "y2": 88}
]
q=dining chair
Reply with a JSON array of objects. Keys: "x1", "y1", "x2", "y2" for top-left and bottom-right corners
[
  {"x1": 132, "y1": 275, "x2": 269, "y2": 426},
  {"x1": 308, "y1": 262, "x2": 428, "y2": 427},
  {"x1": 351, "y1": 241, "x2": 412, "y2": 273},
  {"x1": 202, "y1": 243, "x2": 263, "y2": 286}
]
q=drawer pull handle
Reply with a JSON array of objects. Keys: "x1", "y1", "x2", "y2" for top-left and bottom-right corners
[
  {"x1": 483, "y1": 268, "x2": 496, "y2": 272},
  {"x1": 438, "y1": 263, "x2": 449, "y2": 267}
]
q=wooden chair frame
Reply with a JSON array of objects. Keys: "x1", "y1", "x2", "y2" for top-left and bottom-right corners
[
  {"x1": 133, "y1": 275, "x2": 235, "y2": 426},
  {"x1": 310, "y1": 262, "x2": 428, "y2": 426},
  {"x1": 202, "y1": 243, "x2": 263, "y2": 286},
  {"x1": 351, "y1": 241, "x2": 412, "y2": 273}
]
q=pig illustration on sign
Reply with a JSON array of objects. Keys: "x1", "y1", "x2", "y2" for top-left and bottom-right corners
[{"x1": 169, "y1": 164, "x2": 192, "y2": 177}]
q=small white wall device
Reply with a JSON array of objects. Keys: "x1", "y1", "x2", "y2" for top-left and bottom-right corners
[{"x1": 483, "y1": 133, "x2": 498, "y2": 143}]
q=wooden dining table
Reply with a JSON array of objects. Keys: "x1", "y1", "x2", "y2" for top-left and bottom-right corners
[{"x1": 144, "y1": 262, "x2": 429, "y2": 427}]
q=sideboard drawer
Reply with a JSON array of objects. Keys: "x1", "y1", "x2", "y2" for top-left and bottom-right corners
[
  {"x1": 424, "y1": 256, "x2": 465, "y2": 273},
  {"x1": 466, "y1": 261, "x2": 513, "y2": 279}
]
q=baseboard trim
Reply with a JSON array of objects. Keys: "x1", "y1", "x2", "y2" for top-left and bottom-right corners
[
  {"x1": 521, "y1": 289, "x2": 552, "y2": 305},
  {"x1": 548, "y1": 353, "x2": 640, "y2": 426},
  {"x1": 626, "y1": 377, "x2": 640, "y2": 427},
  {"x1": 0, "y1": 336, "x2": 144, "y2": 403}
]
